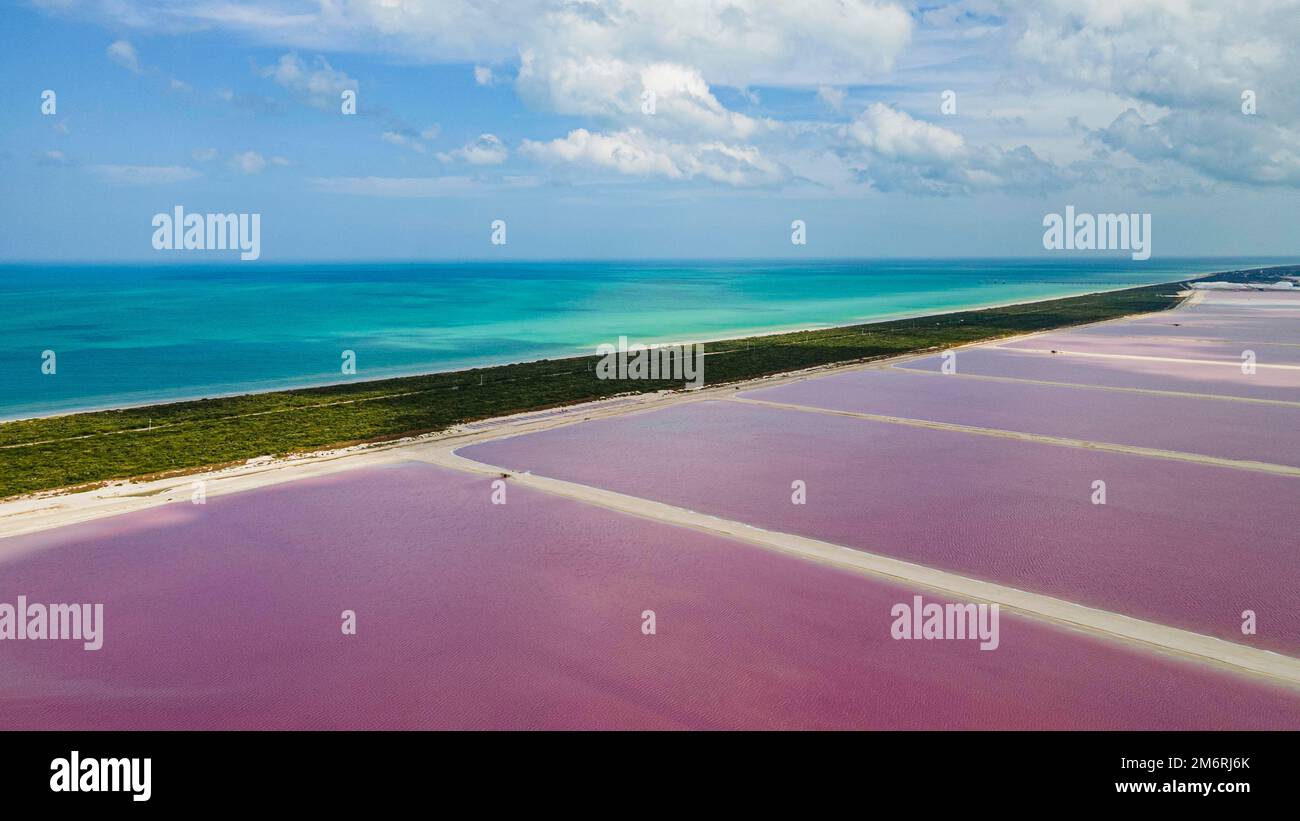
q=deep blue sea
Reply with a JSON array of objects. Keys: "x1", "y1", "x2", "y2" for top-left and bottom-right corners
[{"x1": 0, "y1": 258, "x2": 1285, "y2": 419}]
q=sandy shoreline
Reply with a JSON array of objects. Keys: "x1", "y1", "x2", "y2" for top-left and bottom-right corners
[
  {"x1": 0, "y1": 284, "x2": 1203, "y2": 537},
  {"x1": 0, "y1": 271, "x2": 1224, "y2": 424},
  {"x1": 0, "y1": 268, "x2": 1254, "y2": 526},
  {"x1": 6, "y1": 284, "x2": 1300, "y2": 691},
  {"x1": 7, "y1": 283, "x2": 1300, "y2": 691}
]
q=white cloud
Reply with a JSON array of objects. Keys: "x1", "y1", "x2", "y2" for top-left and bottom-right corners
[
  {"x1": 848, "y1": 103, "x2": 965, "y2": 163},
  {"x1": 382, "y1": 131, "x2": 426, "y2": 153},
  {"x1": 843, "y1": 103, "x2": 1063, "y2": 195},
  {"x1": 259, "y1": 53, "x2": 358, "y2": 110},
  {"x1": 122, "y1": 1, "x2": 913, "y2": 85},
  {"x1": 521, "y1": 127, "x2": 786, "y2": 186},
  {"x1": 517, "y1": 1, "x2": 912, "y2": 89},
  {"x1": 994, "y1": 0, "x2": 1300, "y2": 188},
  {"x1": 381, "y1": 125, "x2": 442, "y2": 154},
  {"x1": 438, "y1": 134, "x2": 509, "y2": 165},
  {"x1": 1009, "y1": 0, "x2": 1299, "y2": 117},
  {"x1": 44, "y1": 0, "x2": 1300, "y2": 193},
  {"x1": 817, "y1": 86, "x2": 846, "y2": 113},
  {"x1": 517, "y1": 57, "x2": 770, "y2": 140},
  {"x1": 496, "y1": 2, "x2": 908, "y2": 150},
  {"x1": 65, "y1": 2, "x2": 912, "y2": 141},
  {"x1": 230, "y1": 151, "x2": 267, "y2": 175},
  {"x1": 89, "y1": 164, "x2": 200, "y2": 185},
  {"x1": 1091, "y1": 108, "x2": 1300, "y2": 187},
  {"x1": 638, "y1": 62, "x2": 764, "y2": 138},
  {"x1": 106, "y1": 39, "x2": 141, "y2": 74}
]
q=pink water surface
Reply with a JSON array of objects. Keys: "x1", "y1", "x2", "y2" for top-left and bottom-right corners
[
  {"x1": 739, "y1": 368, "x2": 1300, "y2": 467},
  {"x1": 3, "y1": 461, "x2": 1299, "y2": 729},
  {"x1": 461, "y1": 400, "x2": 1300, "y2": 655},
  {"x1": 897, "y1": 348, "x2": 1300, "y2": 401},
  {"x1": 1074, "y1": 315, "x2": 1300, "y2": 343},
  {"x1": 1080, "y1": 290, "x2": 1300, "y2": 343},
  {"x1": 999, "y1": 333, "x2": 1300, "y2": 366},
  {"x1": 1191, "y1": 291, "x2": 1300, "y2": 307}
]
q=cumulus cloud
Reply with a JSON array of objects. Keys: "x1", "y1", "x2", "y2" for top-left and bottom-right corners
[
  {"x1": 437, "y1": 134, "x2": 509, "y2": 165},
  {"x1": 515, "y1": 1, "x2": 912, "y2": 90},
  {"x1": 105, "y1": 37, "x2": 198, "y2": 92},
  {"x1": 119, "y1": 1, "x2": 913, "y2": 86},
  {"x1": 517, "y1": 55, "x2": 771, "y2": 140},
  {"x1": 258, "y1": 53, "x2": 358, "y2": 110},
  {"x1": 1010, "y1": 0, "x2": 1298, "y2": 116},
  {"x1": 998, "y1": 0, "x2": 1300, "y2": 188},
  {"x1": 67, "y1": 2, "x2": 912, "y2": 143},
  {"x1": 43, "y1": 0, "x2": 1300, "y2": 193},
  {"x1": 848, "y1": 103, "x2": 965, "y2": 163},
  {"x1": 521, "y1": 127, "x2": 786, "y2": 186},
  {"x1": 106, "y1": 39, "x2": 141, "y2": 74},
  {"x1": 817, "y1": 86, "x2": 846, "y2": 113},
  {"x1": 843, "y1": 103, "x2": 1063, "y2": 195},
  {"x1": 1090, "y1": 108, "x2": 1300, "y2": 187},
  {"x1": 57, "y1": 2, "x2": 914, "y2": 192}
]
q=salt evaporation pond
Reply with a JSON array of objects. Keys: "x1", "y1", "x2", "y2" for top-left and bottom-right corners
[
  {"x1": 3, "y1": 461, "x2": 1299, "y2": 729},
  {"x1": 460, "y1": 400, "x2": 1300, "y2": 655},
  {"x1": 897, "y1": 348, "x2": 1300, "y2": 402},
  {"x1": 739, "y1": 367, "x2": 1300, "y2": 466}
]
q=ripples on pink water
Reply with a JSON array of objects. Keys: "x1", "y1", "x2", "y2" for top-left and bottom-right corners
[
  {"x1": 740, "y1": 368, "x2": 1300, "y2": 467},
  {"x1": 461, "y1": 400, "x2": 1300, "y2": 656},
  {"x1": 4, "y1": 462, "x2": 1298, "y2": 729},
  {"x1": 899, "y1": 348, "x2": 1300, "y2": 401}
]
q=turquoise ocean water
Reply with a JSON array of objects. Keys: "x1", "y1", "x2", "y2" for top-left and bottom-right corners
[{"x1": 0, "y1": 258, "x2": 1284, "y2": 419}]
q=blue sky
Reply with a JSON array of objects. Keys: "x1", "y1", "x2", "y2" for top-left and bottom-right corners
[{"x1": 2, "y1": 0, "x2": 1299, "y2": 261}]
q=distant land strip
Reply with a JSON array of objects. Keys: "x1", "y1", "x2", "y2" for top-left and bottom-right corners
[{"x1": 1, "y1": 265, "x2": 1294, "y2": 500}]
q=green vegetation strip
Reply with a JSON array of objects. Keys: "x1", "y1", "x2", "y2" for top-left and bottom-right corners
[{"x1": 0, "y1": 275, "x2": 1239, "y2": 499}]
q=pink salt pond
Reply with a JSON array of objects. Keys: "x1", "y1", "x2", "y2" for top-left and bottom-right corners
[
  {"x1": 999, "y1": 333, "x2": 1300, "y2": 366},
  {"x1": 460, "y1": 400, "x2": 1300, "y2": 656},
  {"x1": 896, "y1": 348, "x2": 1300, "y2": 402},
  {"x1": 739, "y1": 367, "x2": 1300, "y2": 467},
  {"x1": 3, "y1": 462, "x2": 1298, "y2": 729}
]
